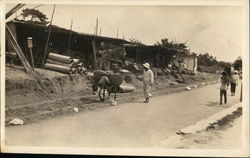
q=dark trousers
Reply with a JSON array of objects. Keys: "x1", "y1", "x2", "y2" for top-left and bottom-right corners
[
  {"x1": 220, "y1": 89, "x2": 227, "y2": 104},
  {"x1": 231, "y1": 82, "x2": 236, "y2": 93}
]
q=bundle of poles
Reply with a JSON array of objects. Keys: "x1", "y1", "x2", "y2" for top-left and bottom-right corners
[
  {"x1": 44, "y1": 53, "x2": 86, "y2": 74},
  {"x1": 6, "y1": 25, "x2": 40, "y2": 79}
]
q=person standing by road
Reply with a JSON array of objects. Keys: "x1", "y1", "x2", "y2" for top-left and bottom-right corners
[
  {"x1": 230, "y1": 71, "x2": 239, "y2": 96},
  {"x1": 142, "y1": 63, "x2": 154, "y2": 103},
  {"x1": 220, "y1": 71, "x2": 229, "y2": 105}
]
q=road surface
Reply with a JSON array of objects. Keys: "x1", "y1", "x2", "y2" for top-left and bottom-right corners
[
  {"x1": 184, "y1": 116, "x2": 242, "y2": 149},
  {"x1": 5, "y1": 83, "x2": 241, "y2": 148}
]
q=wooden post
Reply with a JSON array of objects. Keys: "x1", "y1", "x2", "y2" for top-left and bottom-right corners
[
  {"x1": 67, "y1": 19, "x2": 73, "y2": 57},
  {"x1": 27, "y1": 37, "x2": 34, "y2": 68},
  {"x1": 42, "y1": 4, "x2": 56, "y2": 67},
  {"x1": 92, "y1": 40, "x2": 98, "y2": 70},
  {"x1": 29, "y1": 48, "x2": 34, "y2": 68},
  {"x1": 116, "y1": 27, "x2": 119, "y2": 38},
  {"x1": 91, "y1": 18, "x2": 99, "y2": 70},
  {"x1": 96, "y1": 18, "x2": 98, "y2": 36}
]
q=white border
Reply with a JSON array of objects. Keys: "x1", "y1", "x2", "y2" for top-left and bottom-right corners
[
  {"x1": 1, "y1": 0, "x2": 6, "y2": 154},
  {"x1": 1, "y1": 0, "x2": 249, "y2": 157}
]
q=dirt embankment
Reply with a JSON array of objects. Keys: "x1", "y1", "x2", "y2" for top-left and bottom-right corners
[
  {"x1": 5, "y1": 64, "x2": 219, "y2": 124},
  {"x1": 6, "y1": 65, "x2": 92, "y2": 107}
]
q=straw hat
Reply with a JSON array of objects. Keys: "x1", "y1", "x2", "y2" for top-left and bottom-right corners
[{"x1": 143, "y1": 63, "x2": 150, "y2": 69}]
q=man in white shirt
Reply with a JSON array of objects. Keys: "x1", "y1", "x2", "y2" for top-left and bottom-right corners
[{"x1": 142, "y1": 63, "x2": 154, "y2": 103}]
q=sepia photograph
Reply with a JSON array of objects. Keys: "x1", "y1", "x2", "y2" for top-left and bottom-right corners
[{"x1": 1, "y1": 0, "x2": 249, "y2": 157}]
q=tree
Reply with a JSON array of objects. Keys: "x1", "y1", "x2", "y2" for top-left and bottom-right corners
[
  {"x1": 21, "y1": 8, "x2": 48, "y2": 24},
  {"x1": 128, "y1": 37, "x2": 144, "y2": 45},
  {"x1": 155, "y1": 38, "x2": 190, "y2": 55},
  {"x1": 197, "y1": 53, "x2": 219, "y2": 66},
  {"x1": 233, "y1": 56, "x2": 242, "y2": 70}
]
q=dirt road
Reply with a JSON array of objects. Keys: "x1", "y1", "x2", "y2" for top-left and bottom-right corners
[{"x1": 5, "y1": 83, "x2": 241, "y2": 148}]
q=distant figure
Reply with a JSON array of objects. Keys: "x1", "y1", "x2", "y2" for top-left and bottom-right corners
[
  {"x1": 224, "y1": 67, "x2": 231, "y2": 87},
  {"x1": 230, "y1": 71, "x2": 238, "y2": 96},
  {"x1": 142, "y1": 63, "x2": 154, "y2": 103},
  {"x1": 97, "y1": 49, "x2": 105, "y2": 70},
  {"x1": 220, "y1": 71, "x2": 229, "y2": 105}
]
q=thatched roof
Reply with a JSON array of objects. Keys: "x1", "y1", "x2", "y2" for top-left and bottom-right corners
[{"x1": 7, "y1": 20, "x2": 130, "y2": 45}]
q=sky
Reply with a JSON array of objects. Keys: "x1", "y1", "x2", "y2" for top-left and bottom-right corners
[{"x1": 6, "y1": 4, "x2": 244, "y2": 62}]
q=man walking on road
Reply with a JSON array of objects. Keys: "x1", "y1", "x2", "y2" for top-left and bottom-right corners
[
  {"x1": 142, "y1": 63, "x2": 154, "y2": 103},
  {"x1": 230, "y1": 71, "x2": 238, "y2": 96},
  {"x1": 220, "y1": 71, "x2": 229, "y2": 105}
]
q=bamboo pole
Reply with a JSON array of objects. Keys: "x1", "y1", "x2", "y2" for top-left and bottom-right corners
[
  {"x1": 67, "y1": 19, "x2": 73, "y2": 57},
  {"x1": 116, "y1": 27, "x2": 119, "y2": 38},
  {"x1": 96, "y1": 18, "x2": 98, "y2": 37},
  {"x1": 92, "y1": 40, "x2": 98, "y2": 70},
  {"x1": 91, "y1": 18, "x2": 98, "y2": 70},
  {"x1": 6, "y1": 25, "x2": 37, "y2": 77},
  {"x1": 29, "y1": 47, "x2": 34, "y2": 69},
  {"x1": 6, "y1": 4, "x2": 25, "y2": 19},
  {"x1": 42, "y1": 4, "x2": 56, "y2": 67}
]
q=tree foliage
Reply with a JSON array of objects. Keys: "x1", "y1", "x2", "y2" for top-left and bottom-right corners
[
  {"x1": 233, "y1": 56, "x2": 242, "y2": 70},
  {"x1": 198, "y1": 53, "x2": 218, "y2": 66},
  {"x1": 21, "y1": 8, "x2": 48, "y2": 24},
  {"x1": 155, "y1": 38, "x2": 190, "y2": 55},
  {"x1": 128, "y1": 37, "x2": 144, "y2": 45}
]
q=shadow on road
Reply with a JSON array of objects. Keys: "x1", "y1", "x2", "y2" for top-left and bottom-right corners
[{"x1": 204, "y1": 101, "x2": 219, "y2": 107}]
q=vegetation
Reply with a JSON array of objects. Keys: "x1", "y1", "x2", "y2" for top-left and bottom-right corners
[
  {"x1": 155, "y1": 38, "x2": 190, "y2": 55},
  {"x1": 233, "y1": 56, "x2": 242, "y2": 70},
  {"x1": 20, "y1": 8, "x2": 49, "y2": 24},
  {"x1": 128, "y1": 37, "x2": 144, "y2": 45},
  {"x1": 155, "y1": 38, "x2": 235, "y2": 73}
]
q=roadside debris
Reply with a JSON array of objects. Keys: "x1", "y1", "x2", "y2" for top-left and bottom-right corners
[
  {"x1": 185, "y1": 86, "x2": 191, "y2": 91},
  {"x1": 9, "y1": 118, "x2": 24, "y2": 125},
  {"x1": 73, "y1": 107, "x2": 79, "y2": 113},
  {"x1": 110, "y1": 100, "x2": 118, "y2": 106},
  {"x1": 176, "y1": 79, "x2": 186, "y2": 83}
]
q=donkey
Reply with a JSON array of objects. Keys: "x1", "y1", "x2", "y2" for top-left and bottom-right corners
[{"x1": 92, "y1": 76, "x2": 120, "y2": 102}]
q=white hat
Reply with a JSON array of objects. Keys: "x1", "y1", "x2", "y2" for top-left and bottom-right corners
[{"x1": 143, "y1": 63, "x2": 150, "y2": 69}]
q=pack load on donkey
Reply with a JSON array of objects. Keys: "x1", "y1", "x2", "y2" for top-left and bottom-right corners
[{"x1": 92, "y1": 70, "x2": 124, "y2": 101}]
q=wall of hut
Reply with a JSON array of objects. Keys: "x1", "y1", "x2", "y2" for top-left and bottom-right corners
[
  {"x1": 124, "y1": 45, "x2": 176, "y2": 68},
  {"x1": 172, "y1": 54, "x2": 198, "y2": 72},
  {"x1": 6, "y1": 21, "x2": 128, "y2": 70}
]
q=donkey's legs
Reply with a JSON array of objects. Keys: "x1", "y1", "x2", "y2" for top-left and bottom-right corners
[
  {"x1": 107, "y1": 89, "x2": 111, "y2": 100},
  {"x1": 98, "y1": 90, "x2": 103, "y2": 102},
  {"x1": 114, "y1": 87, "x2": 117, "y2": 100},
  {"x1": 103, "y1": 86, "x2": 106, "y2": 101}
]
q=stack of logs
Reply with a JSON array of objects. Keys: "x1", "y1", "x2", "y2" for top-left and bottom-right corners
[{"x1": 44, "y1": 53, "x2": 86, "y2": 74}]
